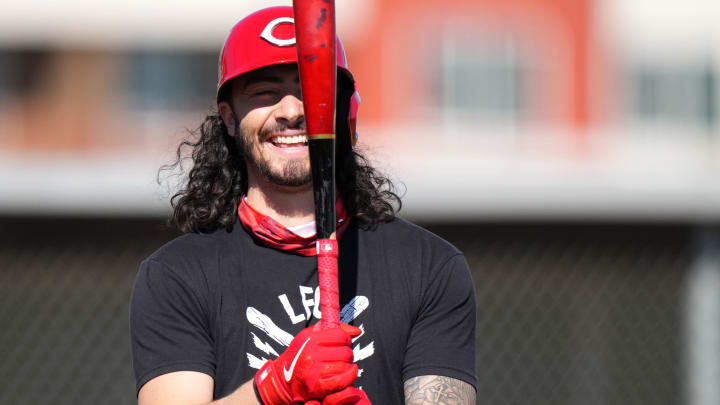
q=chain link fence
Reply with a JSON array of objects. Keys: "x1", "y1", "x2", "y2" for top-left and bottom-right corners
[
  {"x1": 0, "y1": 218, "x2": 177, "y2": 405},
  {"x1": 0, "y1": 218, "x2": 704, "y2": 405},
  {"x1": 427, "y1": 224, "x2": 694, "y2": 405}
]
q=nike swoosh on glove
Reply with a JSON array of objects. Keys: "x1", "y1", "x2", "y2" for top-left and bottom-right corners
[
  {"x1": 255, "y1": 323, "x2": 361, "y2": 405},
  {"x1": 305, "y1": 387, "x2": 372, "y2": 405}
]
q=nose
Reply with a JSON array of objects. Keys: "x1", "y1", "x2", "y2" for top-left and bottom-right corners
[{"x1": 275, "y1": 94, "x2": 304, "y2": 128}]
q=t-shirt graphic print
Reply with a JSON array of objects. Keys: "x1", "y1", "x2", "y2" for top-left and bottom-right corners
[{"x1": 244, "y1": 287, "x2": 375, "y2": 379}]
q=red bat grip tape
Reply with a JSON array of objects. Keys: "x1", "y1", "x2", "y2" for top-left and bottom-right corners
[{"x1": 317, "y1": 239, "x2": 340, "y2": 329}]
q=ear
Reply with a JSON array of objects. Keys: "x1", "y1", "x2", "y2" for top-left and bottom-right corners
[{"x1": 218, "y1": 102, "x2": 237, "y2": 136}]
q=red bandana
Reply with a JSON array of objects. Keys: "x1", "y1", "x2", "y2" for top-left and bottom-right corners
[{"x1": 237, "y1": 197, "x2": 351, "y2": 256}]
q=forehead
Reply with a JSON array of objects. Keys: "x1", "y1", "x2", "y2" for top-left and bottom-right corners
[{"x1": 237, "y1": 63, "x2": 299, "y2": 87}]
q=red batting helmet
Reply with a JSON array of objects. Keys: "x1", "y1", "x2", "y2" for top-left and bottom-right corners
[{"x1": 217, "y1": 6, "x2": 360, "y2": 146}]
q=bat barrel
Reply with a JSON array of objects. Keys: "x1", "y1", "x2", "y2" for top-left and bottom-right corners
[{"x1": 294, "y1": 0, "x2": 336, "y2": 140}]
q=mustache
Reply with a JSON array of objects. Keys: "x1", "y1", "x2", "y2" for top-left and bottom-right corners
[{"x1": 260, "y1": 122, "x2": 306, "y2": 138}]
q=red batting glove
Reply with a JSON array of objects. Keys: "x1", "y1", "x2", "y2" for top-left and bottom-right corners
[
  {"x1": 255, "y1": 323, "x2": 361, "y2": 405},
  {"x1": 305, "y1": 387, "x2": 372, "y2": 405}
]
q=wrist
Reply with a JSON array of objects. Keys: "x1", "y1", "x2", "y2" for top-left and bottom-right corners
[{"x1": 254, "y1": 360, "x2": 293, "y2": 405}]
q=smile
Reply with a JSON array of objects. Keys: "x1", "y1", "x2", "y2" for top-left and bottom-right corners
[{"x1": 268, "y1": 134, "x2": 308, "y2": 147}]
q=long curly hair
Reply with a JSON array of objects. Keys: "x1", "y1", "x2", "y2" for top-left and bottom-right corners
[{"x1": 161, "y1": 78, "x2": 402, "y2": 234}]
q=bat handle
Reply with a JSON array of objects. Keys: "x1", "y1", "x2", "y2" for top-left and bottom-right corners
[{"x1": 317, "y1": 238, "x2": 340, "y2": 329}]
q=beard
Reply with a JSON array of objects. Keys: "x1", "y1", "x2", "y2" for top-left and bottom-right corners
[
  {"x1": 254, "y1": 155, "x2": 311, "y2": 187},
  {"x1": 237, "y1": 121, "x2": 312, "y2": 187}
]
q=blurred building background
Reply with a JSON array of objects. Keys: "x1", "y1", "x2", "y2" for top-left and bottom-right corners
[{"x1": 1, "y1": 0, "x2": 719, "y2": 404}]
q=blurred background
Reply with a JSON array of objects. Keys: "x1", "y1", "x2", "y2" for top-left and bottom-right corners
[{"x1": 1, "y1": 0, "x2": 719, "y2": 404}]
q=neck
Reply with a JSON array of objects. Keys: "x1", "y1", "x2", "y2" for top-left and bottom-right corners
[{"x1": 245, "y1": 170, "x2": 315, "y2": 228}]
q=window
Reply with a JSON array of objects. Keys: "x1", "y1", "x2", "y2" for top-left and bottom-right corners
[
  {"x1": 628, "y1": 63, "x2": 717, "y2": 130},
  {"x1": 436, "y1": 31, "x2": 528, "y2": 124},
  {"x1": 0, "y1": 49, "x2": 52, "y2": 99},
  {"x1": 123, "y1": 50, "x2": 219, "y2": 111}
]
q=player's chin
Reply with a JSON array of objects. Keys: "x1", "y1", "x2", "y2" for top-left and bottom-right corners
[{"x1": 265, "y1": 167, "x2": 312, "y2": 188}]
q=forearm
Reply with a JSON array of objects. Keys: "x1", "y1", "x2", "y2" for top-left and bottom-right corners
[
  {"x1": 138, "y1": 373, "x2": 261, "y2": 405},
  {"x1": 139, "y1": 322, "x2": 359, "y2": 405}
]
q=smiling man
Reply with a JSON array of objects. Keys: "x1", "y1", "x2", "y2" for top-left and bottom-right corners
[
  {"x1": 130, "y1": 6, "x2": 476, "y2": 405},
  {"x1": 231, "y1": 65, "x2": 311, "y2": 187}
]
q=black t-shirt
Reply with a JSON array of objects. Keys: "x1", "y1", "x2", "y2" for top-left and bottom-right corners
[{"x1": 130, "y1": 217, "x2": 476, "y2": 403}]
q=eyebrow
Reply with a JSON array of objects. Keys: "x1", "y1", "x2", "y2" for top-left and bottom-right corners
[
  {"x1": 242, "y1": 72, "x2": 300, "y2": 89},
  {"x1": 244, "y1": 74, "x2": 284, "y2": 85}
]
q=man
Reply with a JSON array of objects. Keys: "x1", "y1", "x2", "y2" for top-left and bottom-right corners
[{"x1": 130, "y1": 6, "x2": 476, "y2": 405}]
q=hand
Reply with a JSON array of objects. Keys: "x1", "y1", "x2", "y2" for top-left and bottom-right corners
[
  {"x1": 254, "y1": 323, "x2": 361, "y2": 405},
  {"x1": 305, "y1": 387, "x2": 372, "y2": 405}
]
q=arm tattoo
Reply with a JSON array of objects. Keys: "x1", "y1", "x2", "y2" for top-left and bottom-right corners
[{"x1": 404, "y1": 375, "x2": 476, "y2": 405}]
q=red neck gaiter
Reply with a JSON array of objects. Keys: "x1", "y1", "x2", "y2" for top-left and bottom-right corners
[{"x1": 237, "y1": 197, "x2": 351, "y2": 256}]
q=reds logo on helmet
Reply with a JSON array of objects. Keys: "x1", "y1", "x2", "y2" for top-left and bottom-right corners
[
  {"x1": 217, "y1": 6, "x2": 360, "y2": 146},
  {"x1": 260, "y1": 17, "x2": 296, "y2": 47}
]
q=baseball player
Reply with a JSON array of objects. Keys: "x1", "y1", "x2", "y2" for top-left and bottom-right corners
[{"x1": 130, "y1": 6, "x2": 476, "y2": 405}]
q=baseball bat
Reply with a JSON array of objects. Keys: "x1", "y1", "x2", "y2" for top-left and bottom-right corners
[{"x1": 293, "y1": 0, "x2": 340, "y2": 330}]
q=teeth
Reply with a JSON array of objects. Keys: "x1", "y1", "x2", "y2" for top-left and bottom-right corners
[{"x1": 272, "y1": 135, "x2": 307, "y2": 144}]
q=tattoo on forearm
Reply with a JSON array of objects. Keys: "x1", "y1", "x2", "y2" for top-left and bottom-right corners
[{"x1": 404, "y1": 375, "x2": 476, "y2": 405}]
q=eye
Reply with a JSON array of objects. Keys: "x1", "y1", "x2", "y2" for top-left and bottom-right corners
[{"x1": 253, "y1": 90, "x2": 277, "y2": 97}]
